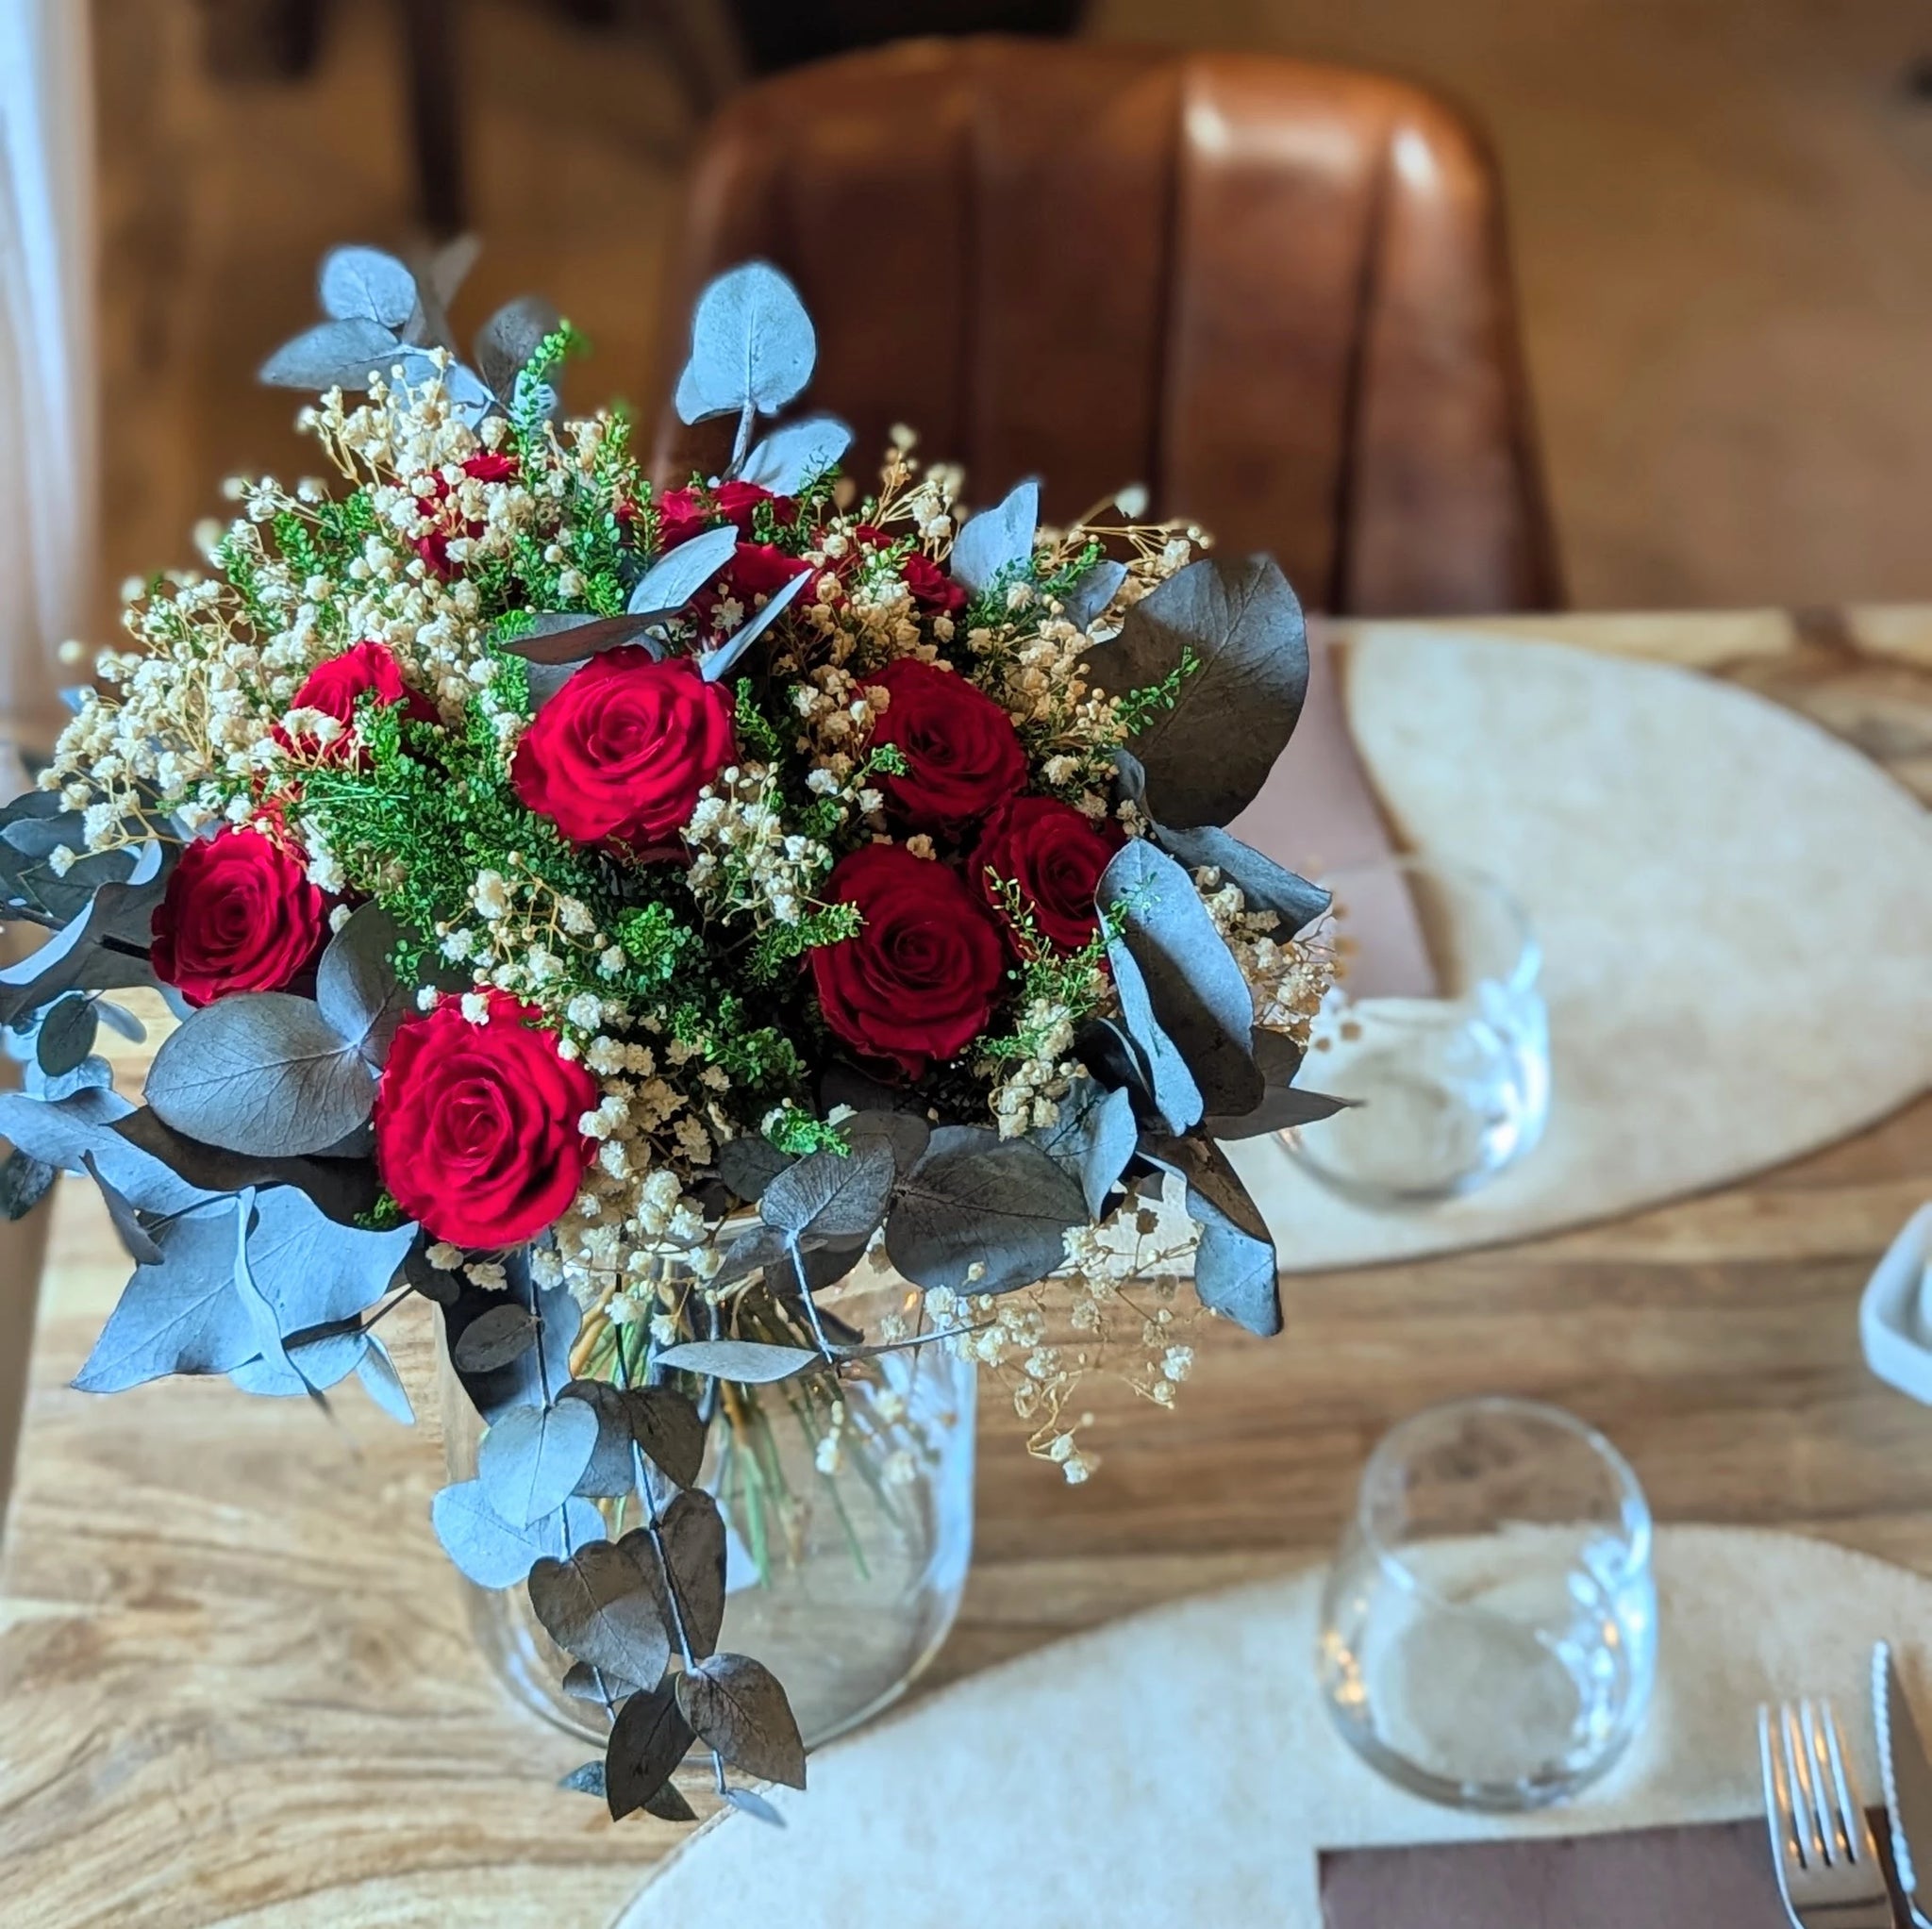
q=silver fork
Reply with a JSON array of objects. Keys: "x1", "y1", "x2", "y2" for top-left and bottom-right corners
[{"x1": 1759, "y1": 1697, "x2": 1898, "y2": 1928}]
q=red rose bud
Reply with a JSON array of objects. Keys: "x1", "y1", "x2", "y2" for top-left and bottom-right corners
[
  {"x1": 658, "y1": 479, "x2": 797, "y2": 552},
  {"x1": 375, "y1": 990, "x2": 598, "y2": 1247},
  {"x1": 276, "y1": 640, "x2": 437, "y2": 761},
  {"x1": 862, "y1": 657, "x2": 1027, "y2": 837},
  {"x1": 511, "y1": 648, "x2": 736, "y2": 849},
  {"x1": 808, "y1": 842, "x2": 1008, "y2": 1080},
  {"x1": 972, "y1": 795, "x2": 1124, "y2": 954},
  {"x1": 150, "y1": 825, "x2": 330, "y2": 1008},
  {"x1": 461, "y1": 451, "x2": 518, "y2": 483},
  {"x1": 726, "y1": 540, "x2": 812, "y2": 602},
  {"x1": 902, "y1": 551, "x2": 968, "y2": 616}
]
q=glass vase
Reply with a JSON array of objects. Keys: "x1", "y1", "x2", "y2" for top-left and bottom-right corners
[{"x1": 440, "y1": 1268, "x2": 976, "y2": 1750}]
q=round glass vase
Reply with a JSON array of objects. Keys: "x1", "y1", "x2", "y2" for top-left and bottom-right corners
[{"x1": 440, "y1": 1267, "x2": 976, "y2": 1751}]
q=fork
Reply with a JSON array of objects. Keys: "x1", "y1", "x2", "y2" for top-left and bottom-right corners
[{"x1": 1759, "y1": 1697, "x2": 1899, "y2": 1928}]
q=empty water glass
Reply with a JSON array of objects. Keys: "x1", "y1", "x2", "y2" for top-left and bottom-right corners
[
  {"x1": 1317, "y1": 1397, "x2": 1657, "y2": 1810},
  {"x1": 1288, "y1": 854, "x2": 1549, "y2": 1206}
]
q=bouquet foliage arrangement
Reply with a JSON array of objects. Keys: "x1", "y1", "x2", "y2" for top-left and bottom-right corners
[{"x1": 0, "y1": 242, "x2": 1341, "y2": 1821}]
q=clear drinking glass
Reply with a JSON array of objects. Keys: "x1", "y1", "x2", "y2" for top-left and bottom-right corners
[
  {"x1": 441, "y1": 1269, "x2": 976, "y2": 1751},
  {"x1": 1317, "y1": 1397, "x2": 1657, "y2": 1810},
  {"x1": 1288, "y1": 854, "x2": 1549, "y2": 1206}
]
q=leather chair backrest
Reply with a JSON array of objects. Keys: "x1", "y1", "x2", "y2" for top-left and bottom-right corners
[{"x1": 651, "y1": 38, "x2": 1560, "y2": 615}]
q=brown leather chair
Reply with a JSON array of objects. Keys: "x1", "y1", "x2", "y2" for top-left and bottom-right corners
[{"x1": 650, "y1": 38, "x2": 1560, "y2": 616}]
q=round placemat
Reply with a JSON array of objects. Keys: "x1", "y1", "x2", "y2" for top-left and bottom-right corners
[
  {"x1": 620, "y1": 1525, "x2": 1930, "y2": 1926},
  {"x1": 1225, "y1": 633, "x2": 1932, "y2": 1270}
]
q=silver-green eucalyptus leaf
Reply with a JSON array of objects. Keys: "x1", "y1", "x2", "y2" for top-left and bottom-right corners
[
  {"x1": 356, "y1": 1335, "x2": 415, "y2": 1424},
  {"x1": 653, "y1": 1338, "x2": 819, "y2": 1385},
  {"x1": 950, "y1": 478, "x2": 1039, "y2": 595},
  {"x1": 1140, "y1": 1131, "x2": 1280, "y2": 1337},
  {"x1": 1100, "y1": 839, "x2": 1261, "y2": 1121},
  {"x1": 758, "y1": 1139, "x2": 894, "y2": 1244},
  {"x1": 626, "y1": 524, "x2": 739, "y2": 618},
  {"x1": 316, "y1": 905, "x2": 409, "y2": 1065},
  {"x1": 736, "y1": 414, "x2": 850, "y2": 491},
  {"x1": 1152, "y1": 824, "x2": 1329, "y2": 938},
  {"x1": 884, "y1": 1124, "x2": 1086, "y2": 1294},
  {"x1": 0, "y1": 1086, "x2": 219, "y2": 1220},
  {"x1": 432, "y1": 1480, "x2": 605, "y2": 1589},
  {"x1": 475, "y1": 293, "x2": 561, "y2": 402},
  {"x1": 479, "y1": 1399, "x2": 600, "y2": 1526},
  {"x1": 700, "y1": 568, "x2": 809, "y2": 683},
  {"x1": 71, "y1": 1198, "x2": 253, "y2": 1392},
  {"x1": 1099, "y1": 948, "x2": 1201, "y2": 1134},
  {"x1": 146, "y1": 991, "x2": 376, "y2": 1156},
  {"x1": 674, "y1": 260, "x2": 816, "y2": 427},
  {"x1": 1104, "y1": 553, "x2": 1307, "y2": 828},
  {"x1": 259, "y1": 316, "x2": 403, "y2": 391},
  {"x1": 319, "y1": 246, "x2": 418, "y2": 327},
  {"x1": 1061, "y1": 557, "x2": 1127, "y2": 632}
]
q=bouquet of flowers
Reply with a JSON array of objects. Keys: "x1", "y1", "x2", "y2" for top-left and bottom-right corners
[{"x1": 0, "y1": 243, "x2": 1342, "y2": 1822}]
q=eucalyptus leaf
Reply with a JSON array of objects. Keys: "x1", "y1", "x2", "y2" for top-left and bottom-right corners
[
  {"x1": 146, "y1": 991, "x2": 376, "y2": 1156},
  {"x1": 656, "y1": 1488, "x2": 727, "y2": 1660},
  {"x1": 391, "y1": 348, "x2": 493, "y2": 424},
  {"x1": 604, "y1": 1683, "x2": 695, "y2": 1821},
  {"x1": 501, "y1": 612, "x2": 664, "y2": 664},
  {"x1": 94, "y1": 1000, "x2": 146, "y2": 1044},
  {"x1": 355, "y1": 1336, "x2": 415, "y2": 1424},
  {"x1": 674, "y1": 260, "x2": 816, "y2": 426},
  {"x1": 1066, "y1": 1082, "x2": 1140, "y2": 1219},
  {"x1": 562, "y1": 1660, "x2": 638, "y2": 1705},
  {"x1": 758, "y1": 1141, "x2": 894, "y2": 1245},
  {"x1": 715, "y1": 1135, "x2": 794, "y2": 1205},
  {"x1": 259, "y1": 316, "x2": 402, "y2": 391},
  {"x1": 950, "y1": 478, "x2": 1039, "y2": 595},
  {"x1": 35, "y1": 995, "x2": 96, "y2": 1077},
  {"x1": 109, "y1": 1105, "x2": 383, "y2": 1226},
  {"x1": 475, "y1": 293, "x2": 561, "y2": 401},
  {"x1": 884, "y1": 1125, "x2": 1085, "y2": 1294},
  {"x1": 1104, "y1": 554, "x2": 1307, "y2": 828},
  {"x1": 1061, "y1": 557, "x2": 1128, "y2": 632},
  {"x1": 0, "y1": 1087, "x2": 218, "y2": 1220},
  {"x1": 652, "y1": 1339, "x2": 818, "y2": 1386},
  {"x1": 0, "y1": 867, "x2": 163, "y2": 1024},
  {"x1": 319, "y1": 246, "x2": 418, "y2": 327},
  {"x1": 701, "y1": 568, "x2": 809, "y2": 684},
  {"x1": 79, "y1": 1151, "x2": 161, "y2": 1266},
  {"x1": 1153, "y1": 825, "x2": 1329, "y2": 938},
  {"x1": 842, "y1": 1108, "x2": 931, "y2": 1176},
  {"x1": 480, "y1": 1398, "x2": 600, "y2": 1526},
  {"x1": 1141, "y1": 1131, "x2": 1280, "y2": 1337},
  {"x1": 724, "y1": 1788, "x2": 787, "y2": 1828},
  {"x1": 446, "y1": 1269, "x2": 579, "y2": 1422},
  {"x1": 644, "y1": 1780, "x2": 700, "y2": 1824},
  {"x1": 1100, "y1": 947, "x2": 1203, "y2": 1134},
  {"x1": 626, "y1": 524, "x2": 739, "y2": 618},
  {"x1": 432, "y1": 1481, "x2": 604, "y2": 1589},
  {"x1": 736, "y1": 413, "x2": 850, "y2": 491},
  {"x1": 1205, "y1": 1027, "x2": 1353, "y2": 1139},
  {"x1": 452, "y1": 1302, "x2": 537, "y2": 1372},
  {"x1": 1100, "y1": 839, "x2": 1261, "y2": 1119},
  {"x1": 71, "y1": 1199, "x2": 255, "y2": 1392},
  {"x1": 625, "y1": 1386, "x2": 707, "y2": 1489},
  {"x1": 30, "y1": 1053, "x2": 113, "y2": 1103},
  {"x1": 559, "y1": 1761, "x2": 608, "y2": 1799},
  {"x1": 528, "y1": 1531, "x2": 673, "y2": 1687},
  {"x1": 675, "y1": 1653, "x2": 806, "y2": 1789},
  {"x1": 315, "y1": 905, "x2": 408, "y2": 1065},
  {"x1": 0, "y1": 1148, "x2": 54, "y2": 1220}
]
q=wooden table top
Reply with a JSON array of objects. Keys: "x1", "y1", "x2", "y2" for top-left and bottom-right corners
[{"x1": 3, "y1": 606, "x2": 1929, "y2": 1929}]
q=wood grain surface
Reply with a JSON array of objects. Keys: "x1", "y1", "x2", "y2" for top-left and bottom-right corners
[{"x1": 2, "y1": 609, "x2": 1928, "y2": 1928}]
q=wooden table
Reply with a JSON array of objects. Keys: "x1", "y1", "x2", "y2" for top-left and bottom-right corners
[{"x1": 3, "y1": 608, "x2": 1929, "y2": 1928}]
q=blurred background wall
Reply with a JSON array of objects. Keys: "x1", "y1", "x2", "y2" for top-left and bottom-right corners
[{"x1": 78, "y1": 0, "x2": 1932, "y2": 622}]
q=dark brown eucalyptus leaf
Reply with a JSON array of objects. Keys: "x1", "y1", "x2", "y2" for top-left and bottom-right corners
[
  {"x1": 562, "y1": 1659, "x2": 640, "y2": 1705},
  {"x1": 605, "y1": 1682, "x2": 695, "y2": 1821},
  {"x1": 675, "y1": 1653, "x2": 807, "y2": 1788},
  {"x1": 451, "y1": 1302, "x2": 536, "y2": 1371},
  {"x1": 656, "y1": 1489, "x2": 726, "y2": 1659},
  {"x1": 758, "y1": 1140, "x2": 894, "y2": 1243},
  {"x1": 625, "y1": 1386, "x2": 707, "y2": 1489},
  {"x1": 527, "y1": 1534, "x2": 672, "y2": 1687},
  {"x1": 643, "y1": 1779, "x2": 700, "y2": 1823}
]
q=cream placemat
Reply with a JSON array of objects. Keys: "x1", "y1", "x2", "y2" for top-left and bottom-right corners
[
  {"x1": 620, "y1": 1525, "x2": 1931, "y2": 1926},
  {"x1": 1226, "y1": 632, "x2": 1932, "y2": 1270}
]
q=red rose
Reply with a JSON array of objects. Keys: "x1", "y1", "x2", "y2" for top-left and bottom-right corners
[
  {"x1": 862, "y1": 657, "x2": 1026, "y2": 837},
  {"x1": 150, "y1": 826, "x2": 330, "y2": 1008},
  {"x1": 375, "y1": 990, "x2": 597, "y2": 1247},
  {"x1": 809, "y1": 842, "x2": 1008, "y2": 1079},
  {"x1": 972, "y1": 796, "x2": 1124, "y2": 953},
  {"x1": 411, "y1": 454, "x2": 514, "y2": 576},
  {"x1": 659, "y1": 480, "x2": 796, "y2": 551},
  {"x1": 903, "y1": 552, "x2": 968, "y2": 616},
  {"x1": 726, "y1": 540, "x2": 812, "y2": 601},
  {"x1": 512, "y1": 648, "x2": 736, "y2": 849},
  {"x1": 277, "y1": 640, "x2": 437, "y2": 760},
  {"x1": 461, "y1": 451, "x2": 518, "y2": 484}
]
